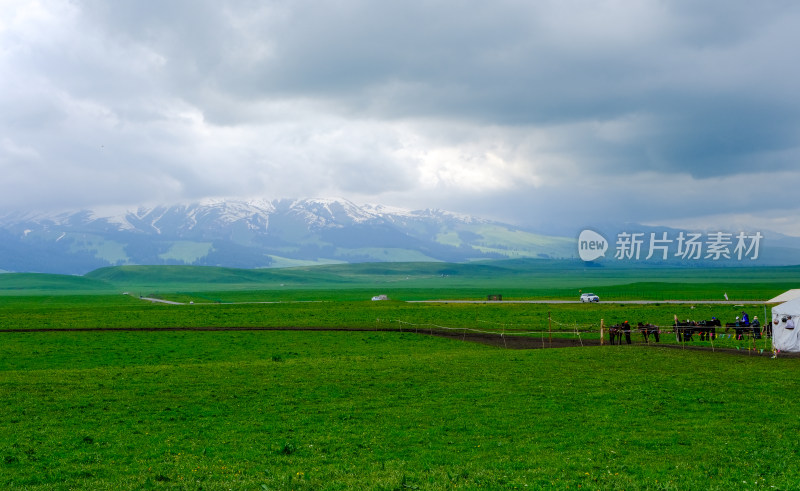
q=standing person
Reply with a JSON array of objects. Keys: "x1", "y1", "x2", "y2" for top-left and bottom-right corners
[
  {"x1": 752, "y1": 316, "x2": 761, "y2": 340},
  {"x1": 741, "y1": 311, "x2": 750, "y2": 326},
  {"x1": 622, "y1": 320, "x2": 632, "y2": 345},
  {"x1": 734, "y1": 316, "x2": 743, "y2": 340},
  {"x1": 638, "y1": 322, "x2": 649, "y2": 342}
]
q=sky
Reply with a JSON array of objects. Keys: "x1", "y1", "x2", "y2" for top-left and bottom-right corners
[{"x1": 1, "y1": 0, "x2": 800, "y2": 236}]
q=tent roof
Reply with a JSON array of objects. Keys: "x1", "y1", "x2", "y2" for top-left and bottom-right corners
[
  {"x1": 767, "y1": 289, "x2": 800, "y2": 304},
  {"x1": 772, "y1": 296, "x2": 800, "y2": 315}
]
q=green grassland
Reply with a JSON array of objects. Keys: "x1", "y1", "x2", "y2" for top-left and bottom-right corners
[
  {"x1": 82, "y1": 261, "x2": 799, "y2": 302},
  {"x1": 2, "y1": 259, "x2": 799, "y2": 300},
  {"x1": 1, "y1": 330, "x2": 799, "y2": 489},
  {"x1": 1, "y1": 261, "x2": 799, "y2": 488},
  {"x1": 0, "y1": 290, "x2": 772, "y2": 338}
]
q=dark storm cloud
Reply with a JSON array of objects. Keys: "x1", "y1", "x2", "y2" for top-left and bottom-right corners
[
  {"x1": 81, "y1": 0, "x2": 798, "y2": 178},
  {"x1": 1, "y1": 0, "x2": 799, "y2": 234}
]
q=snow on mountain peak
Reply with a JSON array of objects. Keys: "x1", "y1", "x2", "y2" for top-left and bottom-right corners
[
  {"x1": 0, "y1": 198, "x2": 494, "y2": 237},
  {"x1": 282, "y1": 197, "x2": 380, "y2": 227}
]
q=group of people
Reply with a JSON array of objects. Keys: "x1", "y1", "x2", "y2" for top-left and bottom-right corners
[
  {"x1": 676, "y1": 310, "x2": 769, "y2": 342},
  {"x1": 724, "y1": 310, "x2": 769, "y2": 341},
  {"x1": 607, "y1": 311, "x2": 770, "y2": 345}
]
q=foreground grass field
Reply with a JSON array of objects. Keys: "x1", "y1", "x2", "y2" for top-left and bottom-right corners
[
  {"x1": 1, "y1": 262, "x2": 797, "y2": 488},
  {"x1": 1, "y1": 329, "x2": 798, "y2": 489}
]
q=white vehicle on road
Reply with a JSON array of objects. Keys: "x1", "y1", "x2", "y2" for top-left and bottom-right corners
[{"x1": 580, "y1": 293, "x2": 600, "y2": 303}]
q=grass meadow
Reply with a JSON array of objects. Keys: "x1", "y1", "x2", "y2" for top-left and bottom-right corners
[
  {"x1": 2, "y1": 330, "x2": 799, "y2": 490},
  {"x1": 0, "y1": 291, "x2": 772, "y2": 346},
  {"x1": 1, "y1": 261, "x2": 798, "y2": 488}
]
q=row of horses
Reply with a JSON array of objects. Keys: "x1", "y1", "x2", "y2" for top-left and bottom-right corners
[
  {"x1": 607, "y1": 322, "x2": 659, "y2": 344},
  {"x1": 607, "y1": 318, "x2": 766, "y2": 344},
  {"x1": 674, "y1": 319, "x2": 722, "y2": 341},
  {"x1": 675, "y1": 318, "x2": 766, "y2": 341}
]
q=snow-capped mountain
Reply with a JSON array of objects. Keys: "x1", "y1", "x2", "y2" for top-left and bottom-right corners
[{"x1": 0, "y1": 198, "x2": 575, "y2": 273}]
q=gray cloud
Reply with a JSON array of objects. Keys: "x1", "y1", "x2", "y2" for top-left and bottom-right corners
[{"x1": 1, "y1": 0, "x2": 799, "y2": 235}]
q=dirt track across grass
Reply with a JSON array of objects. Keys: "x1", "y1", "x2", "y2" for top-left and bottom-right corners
[{"x1": 2, "y1": 325, "x2": 792, "y2": 357}]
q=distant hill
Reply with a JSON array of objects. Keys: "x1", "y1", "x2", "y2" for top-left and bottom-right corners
[
  {"x1": 0, "y1": 198, "x2": 574, "y2": 274},
  {"x1": 3, "y1": 260, "x2": 799, "y2": 299},
  {"x1": 0, "y1": 272, "x2": 114, "y2": 294}
]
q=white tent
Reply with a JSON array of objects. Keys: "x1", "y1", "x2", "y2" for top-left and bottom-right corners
[{"x1": 771, "y1": 297, "x2": 800, "y2": 352}]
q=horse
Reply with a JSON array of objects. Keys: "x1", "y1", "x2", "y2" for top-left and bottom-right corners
[
  {"x1": 697, "y1": 318, "x2": 721, "y2": 341},
  {"x1": 674, "y1": 321, "x2": 697, "y2": 342},
  {"x1": 638, "y1": 322, "x2": 660, "y2": 343},
  {"x1": 725, "y1": 321, "x2": 747, "y2": 340}
]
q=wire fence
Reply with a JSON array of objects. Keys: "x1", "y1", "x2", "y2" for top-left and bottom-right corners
[{"x1": 387, "y1": 317, "x2": 777, "y2": 354}]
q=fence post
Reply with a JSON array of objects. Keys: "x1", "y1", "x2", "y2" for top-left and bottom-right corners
[{"x1": 600, "y1": 319, "x2": 605, "y2": 346}]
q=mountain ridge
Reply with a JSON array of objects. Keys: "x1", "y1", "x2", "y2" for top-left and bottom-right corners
[
  {"x1": 0, "y1": 198, "x2": 574, "y2": 274},
  {"x1": 2, "y1": 198, "x2": 799, "y2": 274}
]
